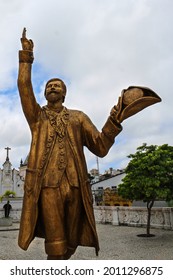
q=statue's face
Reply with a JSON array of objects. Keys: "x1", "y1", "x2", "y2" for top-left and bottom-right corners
[{"x1": 45, "y1": 80, "x2": 64, "y2": 103}]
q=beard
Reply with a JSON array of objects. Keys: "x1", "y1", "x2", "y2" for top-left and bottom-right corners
[{"x1": 46, "y1": 90, "x2": 63, "y2": 102}]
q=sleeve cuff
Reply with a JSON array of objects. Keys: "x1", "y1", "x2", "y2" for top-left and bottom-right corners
[
  {"x1": 19, "y1": 50, "x2": 34, "y2": 63},
  {"x1": 102, "y1": 117, "x2": 123, "y2": 140}
]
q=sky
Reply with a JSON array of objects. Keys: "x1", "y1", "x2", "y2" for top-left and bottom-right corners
[{"x1": 0, "y1": 0, "x2": 172, "y2": 174}]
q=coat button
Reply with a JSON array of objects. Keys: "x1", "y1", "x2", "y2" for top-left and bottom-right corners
[{"x1": 59, "y1": 143, "x2": 64, "y2": 149}]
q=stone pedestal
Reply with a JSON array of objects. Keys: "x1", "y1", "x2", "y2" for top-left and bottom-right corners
[{"x1": 0, "y1": 217, "x2": 13, "y2": 226}]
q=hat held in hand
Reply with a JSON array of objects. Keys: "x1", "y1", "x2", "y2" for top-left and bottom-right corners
[{"x1": 117, "y1": 86, "x2": 162, "y2": 123}]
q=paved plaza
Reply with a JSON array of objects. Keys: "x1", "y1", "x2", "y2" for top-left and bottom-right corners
[{"x1": 0, "y1": 223, "x2": 173, "y2": 260}]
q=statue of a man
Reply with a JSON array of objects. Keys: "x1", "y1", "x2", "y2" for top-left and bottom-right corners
[{"x1": 17, "y1": 28, "x2": 161, "y2": 260}]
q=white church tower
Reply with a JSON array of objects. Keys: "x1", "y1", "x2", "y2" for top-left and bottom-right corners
[{"x1": 0, "y1": 147, "x2": 24, "y2": 197}]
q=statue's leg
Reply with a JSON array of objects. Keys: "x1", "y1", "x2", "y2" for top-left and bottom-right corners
[
  {"x1": 40, "y1": 176, "x2": 83, "y2": 260},
  {"x1": 64, "y1": 186, "x2": 83, "y2": 258},
  {"x1": 39, "y1": 187, "x2": 67, "y2": 258}
]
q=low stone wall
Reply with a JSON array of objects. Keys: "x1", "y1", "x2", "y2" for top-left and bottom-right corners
[
  {"x1": 1, "y1": 203, "x2": 173, "y2": 229},
  {"x1": 94, "y1": 206, "x2": 173, "y2": 230}
]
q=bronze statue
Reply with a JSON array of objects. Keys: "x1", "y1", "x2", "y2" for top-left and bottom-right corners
[{"x1": 17, "y1": 28, "x2": 161, "y2": 260}]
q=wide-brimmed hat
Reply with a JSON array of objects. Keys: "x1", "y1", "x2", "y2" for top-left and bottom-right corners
[{"x1": 117, "y1": 86, "x2": 162, "y2": 122}]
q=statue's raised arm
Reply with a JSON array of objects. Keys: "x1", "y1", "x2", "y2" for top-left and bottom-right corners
[
  {"x1": 18, "y1": 28, "x2": 38, "y2": 125},
  {"x1": 20, "y1": 27, "x2": 34, "y2": 51}
]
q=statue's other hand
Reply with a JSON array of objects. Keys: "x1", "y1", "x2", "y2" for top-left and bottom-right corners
[{"x1": 21, "y1": 27, "x2": 34, "y2": 51}]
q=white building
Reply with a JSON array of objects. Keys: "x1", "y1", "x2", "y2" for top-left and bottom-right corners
[
  {"x1": 91, "y1": 170, "x2": 126, "y2": 192},
  {"x1": 0, "y1": 148, "x2": 24, "y2": 198}
]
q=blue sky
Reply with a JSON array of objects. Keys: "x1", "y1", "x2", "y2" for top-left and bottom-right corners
[{"x1": 0, "y1": 0, "x2": 173, "y2": 174}]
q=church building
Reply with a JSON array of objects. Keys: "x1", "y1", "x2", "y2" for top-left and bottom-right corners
[{"x1": 0, "y1": 147, "x2": 24, "y2": 198}]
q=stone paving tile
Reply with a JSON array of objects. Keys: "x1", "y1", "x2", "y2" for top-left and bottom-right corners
[{"x1": 0, "y1": 223, "x2": 173, "y2": 260}]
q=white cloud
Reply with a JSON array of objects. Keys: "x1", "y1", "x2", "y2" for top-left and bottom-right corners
[{"x1": 0, "y1": 0, "x2": 173, "y2": 173}]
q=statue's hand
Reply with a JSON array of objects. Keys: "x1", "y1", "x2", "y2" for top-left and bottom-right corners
[
  {"x1": 21, "y1": 28, "x2": 34, "y2": 51},
  {"x1": 110, "y1": 96, "x2": 122, "y2": 124}
]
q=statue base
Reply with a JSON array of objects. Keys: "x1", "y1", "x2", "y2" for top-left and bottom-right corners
[{"x1": 0, "y1": 217, "x2": 13, "y2": 227}]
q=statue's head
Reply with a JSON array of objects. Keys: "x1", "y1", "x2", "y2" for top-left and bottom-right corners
[{"x1": 44, "y1": 78, "x2": 67, "y2": 103}]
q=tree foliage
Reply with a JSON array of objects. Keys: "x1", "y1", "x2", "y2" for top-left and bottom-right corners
[
  {"x1": 0, "y1": 190, "x2": 16, "y2": 202},
  {"x1": 118, "y1": 143, "x2": 173, "y2": 203},
  {"x1": 118, "y1": 143, "x2": 173, "y2": 236}
]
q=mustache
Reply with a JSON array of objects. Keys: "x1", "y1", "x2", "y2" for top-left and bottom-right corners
[{"x1": 46, "y1": 90, "x2": 60, "y2": 95}]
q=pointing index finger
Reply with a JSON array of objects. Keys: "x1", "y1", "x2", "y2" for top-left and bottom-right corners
[{"x1": 22, "y1": 27, "x2": 26, "y2": 39}]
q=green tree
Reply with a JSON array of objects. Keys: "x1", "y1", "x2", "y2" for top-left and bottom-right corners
[
  {"x1": 118, "y1": 143, "x2": 173, "y2": 236},
  {"x1": 0, "y1": 190, "x2": 16, "y2": 202}
]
